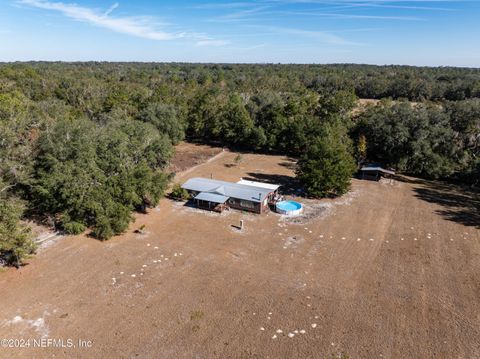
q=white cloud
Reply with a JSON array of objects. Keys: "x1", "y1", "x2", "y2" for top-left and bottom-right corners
[
  {"x1": 273, "y1": 10, "x2": 424, "y2": 20},
  {"x1": 18, "y1": 0, "x2": 183, "y2": 40},
  {"x1": 195, "y1": 39, "x2": 231, "y2": 47},
  {"x1": 210, "y1": 5, "x2": 271, "y2": 22},
  {"x1": 253, "y1": 25, "x2": 363, "y2": 45},
  {"x1": 104, "y1": 2, "x2": 119, "y2": 17},
  {"x1": 194, "y1": 2, "x2": 256, "y2": 9}
]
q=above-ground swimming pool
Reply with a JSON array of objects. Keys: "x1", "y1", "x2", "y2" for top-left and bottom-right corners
[{"x1": 276, "y1": 200, "x2": 303, "y2": 215}]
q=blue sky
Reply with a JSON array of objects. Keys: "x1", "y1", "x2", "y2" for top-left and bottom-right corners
[{"x1": 0, "y1": 0, "x2": 479, "y2": 66}]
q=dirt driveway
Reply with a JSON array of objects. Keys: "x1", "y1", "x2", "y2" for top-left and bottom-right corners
[{"x1": 0, "y1": 151, "x2": 479, "y2": 358}]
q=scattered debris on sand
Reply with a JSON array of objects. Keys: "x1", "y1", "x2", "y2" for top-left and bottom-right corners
[
  {"x1": 3, "y1": 311, "x2": 50, "y2": 339},
  {"x1": 280, "y1": 189, "x2": 359, "y2": 225},
  {"x1": 283, "y1": 235, "x2": 305, "y2": 249}
]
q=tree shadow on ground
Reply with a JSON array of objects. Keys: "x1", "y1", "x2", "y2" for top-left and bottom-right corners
[
  {"x1": 279, "y1": 161, "x2": 297, "y2": 171},
  {"x1": 412, "y1": 179, "x2": 480, "y2": 229},
  {"x1": 243, "y1": 172, "x2": 303, "y2": 196},
  {"x1": 166, "y1": 196, "x2": 197, "y2": 208}
]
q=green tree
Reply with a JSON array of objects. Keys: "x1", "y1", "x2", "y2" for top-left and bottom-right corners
[
  {"x1": 30, "y1": 117, "x2": 172, "y2": 240},
  {"x1": 357, "y1": 101, "x2": 458, "y2": 178},
  {"x1": 0, "y1": 186, "x2": 35, "y2": 267},
  {"x1": 296, "y1": 122, "x2": 357, "y2": 198},
  {"x1": 221, "y1": 94, "x2": 254, "y2": 146},
  {"x1": 186, "y1": 88, "x2": 223, "y2": 140},
  {"x1": 139, "y1": 103, "x2": 185, "y2": 144}
]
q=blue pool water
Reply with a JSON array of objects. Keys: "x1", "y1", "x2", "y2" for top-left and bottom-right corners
[{"x1": 276, "y1": 200, "x2": 302, "y2": 211}]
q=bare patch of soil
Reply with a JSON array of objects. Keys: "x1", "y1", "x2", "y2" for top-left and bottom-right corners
[{"x1": 168, "y1": 142, "x2": 223, "y2": 174}]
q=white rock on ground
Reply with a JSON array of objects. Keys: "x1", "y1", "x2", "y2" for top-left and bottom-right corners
[
  {"x1": 288, "y1": 333, "x2": 295, "y2": 338},
  {"x1": 311, "y1": 323, "x2": 317, "y2": 328}
]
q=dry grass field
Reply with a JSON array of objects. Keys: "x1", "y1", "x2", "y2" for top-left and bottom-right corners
[{"x1": 0, "y1": 148, "x2": 479, "y2": 358}]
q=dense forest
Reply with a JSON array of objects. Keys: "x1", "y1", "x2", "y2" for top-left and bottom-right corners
[{"x1": 1, "y1": 62, "x2": 479, "y2": 265}]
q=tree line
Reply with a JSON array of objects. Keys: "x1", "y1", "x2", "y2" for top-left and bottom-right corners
[
  {"x1": 0, "y1": 62, "x2": 478, "y2": 266},
  {"x1": 355, "y1": 99, "x2": 479, "y2": 184}
]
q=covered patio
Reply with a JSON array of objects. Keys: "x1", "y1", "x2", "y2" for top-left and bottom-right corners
[{"x1": 194, "y1": 192, "x2": 229, "y2": 213}]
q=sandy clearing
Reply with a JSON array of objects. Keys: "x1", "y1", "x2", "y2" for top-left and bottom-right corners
[{"x1": 0, "y1": 150, "x2": 479, "y2": 358}]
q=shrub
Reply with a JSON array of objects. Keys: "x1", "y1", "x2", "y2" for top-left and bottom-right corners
[
  {"x1": 171, "y1": 184, "x2": 190, "y2": 200},
  {"x1": 62, "y1": 221, "x2": 86, "y2": 235},
  {"x1": 92, "y1": 217, "x2": 114, "y2": 241},
  {"x1": 234, "y1": 154, "x2": 243, "y2": 164}
]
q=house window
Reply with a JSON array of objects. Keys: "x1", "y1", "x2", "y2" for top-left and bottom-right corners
[
  {"x1": 240, "y1": 200, "x2": 255, "y2": 209},
  {"x1": 228, "y1": 198, "x2": 235, "y2": 205}
]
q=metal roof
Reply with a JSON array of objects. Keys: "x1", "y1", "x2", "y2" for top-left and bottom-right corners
[
  {"x1": 237, "y1": 179, "x2": 280, "y2": 191},
  {"x1": 182, "y1": 177, "x2": 274, "y2": 203},
  {"x1": 194, "y1": 192, "x2": 229, "y2": 203},
  {"x1": 360, "y1": 166, "x2": 395, "y2": 175}
]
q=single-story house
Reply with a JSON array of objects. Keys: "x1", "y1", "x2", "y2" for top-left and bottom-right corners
[
  {"x1": 181, "y1": 177, "x2": 281, "y2": 214},
  {"x1": 359, "y1": 164, "x2": 395, "y2": 181}
]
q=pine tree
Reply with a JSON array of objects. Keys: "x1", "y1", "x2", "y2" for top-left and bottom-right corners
[{"x1": 296, "y1": 122, "x2": 357, "y2": 198}]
